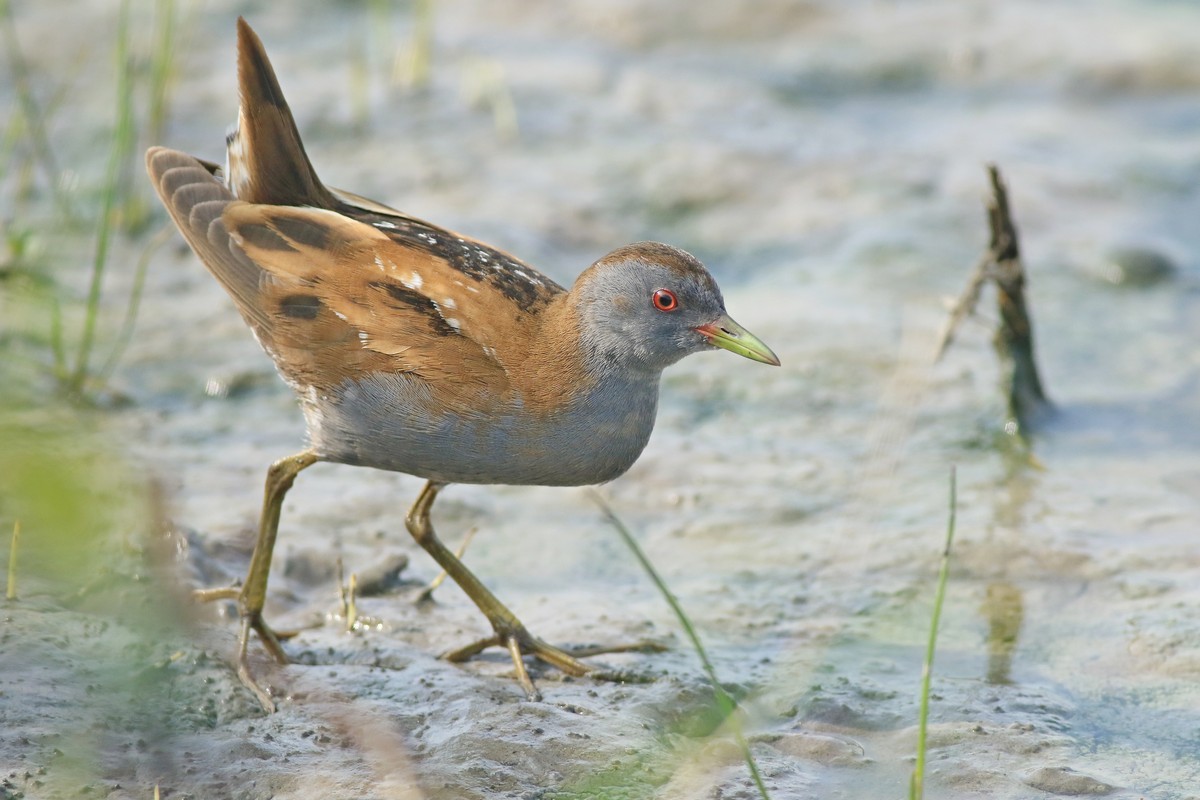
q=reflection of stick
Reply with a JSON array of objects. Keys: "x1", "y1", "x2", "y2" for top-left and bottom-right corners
[
  {"x1": 335, "y1": 557, "x2": 360, "y2": 630},
  {"x1": 336, "y1": 556, "x2": 347, "y2": 617},
  {"x1": 347, "y1": 573, "x2": 359, "y2": 632},
  {"x1": 935, "y1": 165, "x2": 1052, "y2": 431},
  {"x1": 983, "y1": 581, "x2": 1024, "y2": 686}
]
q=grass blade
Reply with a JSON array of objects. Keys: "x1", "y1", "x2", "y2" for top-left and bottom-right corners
[
  {"x1": 6, "y1": 519, "x2": 18, "y2": 600},
  {"x1": 96, "y1": 225, "x2": 171, "y2": 385},
  {"x1": 910, "y1": 466, "x2": 958, "y2": 800},
  {"x1": 592, "y1": 491, "x2": 772, "y2": 800},
  {"x1": 70, "y1": 0, "x2": 137, "y2": 394},
  {"x1": 0, "y1": 0, "x2": 70, "y2": 214},
  {"x1": 146, "y1": 0, "x2": 177, "y2": 145}
]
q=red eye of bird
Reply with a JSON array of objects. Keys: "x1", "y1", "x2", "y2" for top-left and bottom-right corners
[{"x1": 652, "y1": 288, "x2": 678, "y2": 312}]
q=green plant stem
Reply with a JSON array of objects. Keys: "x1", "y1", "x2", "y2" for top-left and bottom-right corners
[
  {"x1": 393, "y1": 0, "x2": 434, "y2": 89},
  {"x1": 147, "y1": 0, "x2": 177, "y2": 145},
  {"x1": 96, "y1": 225, "x2": 170, "y2": 385},
  {"x1": 0, "y1": 90, "x2": 26, "y2": 187},
  {"x1": 71, "y1": 0, "x2": 136, "y2": 394},
  {"x1": 49, "y1": 293, "x2": 67, "y2": 380},
  {"x1": 0, "y1": 0, "x2": 69, "y2": 214},
  {"x1": 6, "y1": 519, "x2": 18, "y2": 600},
  {"x1": 592, "y1": 492, "x2": 772, "y2": 800},
  {"x1": 411, "y1": 0, "x2": 434, "y2": 87},
  {"x1": 910, "y1": 466, "x2": 958, "y2": 800}
]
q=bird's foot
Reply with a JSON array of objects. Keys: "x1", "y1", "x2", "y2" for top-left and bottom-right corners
[
  {"x1": 193, "y1": 585, "x2": 295, "y2": 712},
  {"x1": 443, "y1": 626, "x2": 666, "y2": 701}
]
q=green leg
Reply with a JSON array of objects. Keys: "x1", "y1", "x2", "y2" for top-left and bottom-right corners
[
  {"x1": 406, "y1": 481, "x2": 652, "y2": 701},
  {"x1": 194, "y1": 449, "x2": 318, "y2": 712}
]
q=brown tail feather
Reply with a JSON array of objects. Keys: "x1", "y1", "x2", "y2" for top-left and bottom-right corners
[
  {"x1": 144, "y1": 146, "x2": 272, "y2": 331},
  {"x1": 229, "y1": 17, "x2": 336, "y2": 208}
]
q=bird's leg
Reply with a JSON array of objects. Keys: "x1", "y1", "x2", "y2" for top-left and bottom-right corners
[
  {"x1": 193, "y1": 449, "x2": 319, "y2": 711},
  {"x1": 405, "y1": 480, "x2": 615, "y2": 701}
]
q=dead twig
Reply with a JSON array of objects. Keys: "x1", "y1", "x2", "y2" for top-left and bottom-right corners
[
  {"x1": 933, "y1": 250, "x2": 993, "y2": 362},
  {"x1": 936, "y1": 164, "x2": 1052, "y2": 432}
]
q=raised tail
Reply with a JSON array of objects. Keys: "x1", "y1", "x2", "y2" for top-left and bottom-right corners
[{"x1": 226, "y1": 17, "x2": 336, "y2": 208}]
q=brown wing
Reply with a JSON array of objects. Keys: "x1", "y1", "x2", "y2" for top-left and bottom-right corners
[
  {"x1": 146, "y1": 148, "x2": 511, "y2": 402},
  {"x1": 221, "y1": 202, "x2": 528, "y2": 403},
  {"x1": 148, "y1": 146, "x2": 570, "y2": 414},
  {"x1": 148, "y1": 19, "x2": 569, "y2": 410},
  {"x1": 331, "y1": 197, "x2": 566, "y2": 378},
  {"x1": 146, "y1": 147, "x2": 396, "y2": 388}
]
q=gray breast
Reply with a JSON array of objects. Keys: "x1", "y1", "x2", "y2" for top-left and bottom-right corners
[{"x1": 302, "y1": 371, "x2": 661, "y2": 487}]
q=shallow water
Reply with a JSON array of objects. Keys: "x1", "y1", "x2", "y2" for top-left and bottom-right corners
[{"x1": 3, "y1": 0, "x2": 1199, "y2": 797}]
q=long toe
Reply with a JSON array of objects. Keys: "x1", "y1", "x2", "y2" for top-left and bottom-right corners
[
  {"x1": 249, "y1": 614, "x2": 292, "y2": 665},
  {"x1": 235, "y1": 615, "x2": 280, "y2": 713},
  {"x1": 236, "y1": 653, "x2": 277, "y2": 713},
  {"x1": 193, "y1": 585, "x2": 241, "y2": 603},
  {"x1": 504, "y1": 635, "x2": 542, "y2": 701},
  {"x1": 442, "y1": 634, "x2": 501, "y2": 663},
  {"x1": 524, "y1": 637, "x2": 595, "y2": 678},
  {"x1": 440, "y1": 624, "x2": 665, "y2": 699}
]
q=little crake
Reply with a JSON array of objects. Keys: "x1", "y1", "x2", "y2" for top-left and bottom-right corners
[{"x1": 147, "y1": 17, "x2": 779, "y2": 709}]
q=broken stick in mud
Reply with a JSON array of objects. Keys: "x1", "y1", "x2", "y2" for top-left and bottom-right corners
[{"x1": 936, "y1": 164, "x2": 1053, "y2": 433}]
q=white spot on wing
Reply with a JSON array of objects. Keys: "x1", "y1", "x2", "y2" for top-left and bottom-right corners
[
  {"x1": 374, "y1": 220, "x2": 397, "y2": 230},
  {"x1": 401, "y1": 271, "x2": 424, "y2": 290},
  {"x1": 442, "y1": 297, "x2": 457, "y2": 309},
  {"x1": 512, "y1": 268, "x2": 540, "y2": 285},
  {"x1": 431, "y1": 300, "x2": 461, "y2": 332}
]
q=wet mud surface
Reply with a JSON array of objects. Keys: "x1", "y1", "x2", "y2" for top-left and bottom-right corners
[{"x1": 3, "y1": 1, "x2": 1200, "y2": 798}]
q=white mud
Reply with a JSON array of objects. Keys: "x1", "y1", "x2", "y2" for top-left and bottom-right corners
[{"x1": 3, "y1": 1, "x2": 1199, "y2": 798}]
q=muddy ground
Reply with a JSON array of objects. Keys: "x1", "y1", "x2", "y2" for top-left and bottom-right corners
[{"x1": 3, "y1": 1, "x2": 1199, "y2": 798}]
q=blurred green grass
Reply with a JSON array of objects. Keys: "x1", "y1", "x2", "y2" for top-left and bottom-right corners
[
  {"x1": 0, "y1": 0, "x2": 175, "y2": 404},
  {"x1": 0, "y1": 397, "x2": 197, "y2": 797},
  {"x1": 0, "y1": 4, "x2": 194, "y2": 792}
]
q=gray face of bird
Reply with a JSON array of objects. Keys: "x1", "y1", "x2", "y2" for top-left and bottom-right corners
[{"x1": 572, "y1": 252, "x2": 728, "y2": 375}]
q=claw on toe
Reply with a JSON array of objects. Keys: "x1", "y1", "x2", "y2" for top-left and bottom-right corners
[
  {"x1": 441, "y1": 629, "x2": 594, "y2": 700},
  {"x1": 194, "y1": 585, "x2": 292, "y2": 713},
  {"x1": 249, "y1": 614, "x2": 291, "y2": 665},
  {"x1": 235, "y1": 653, "x2": 277, "y2": 713}
]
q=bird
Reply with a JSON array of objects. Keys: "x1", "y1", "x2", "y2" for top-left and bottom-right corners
[{"x1": 146, "y1": 17, "x2": 779, "y2": 711}]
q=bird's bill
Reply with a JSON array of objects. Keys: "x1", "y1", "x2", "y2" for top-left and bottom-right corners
[{"x1": 695, "y1": 314, "x2": 780, "y2": 366}]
